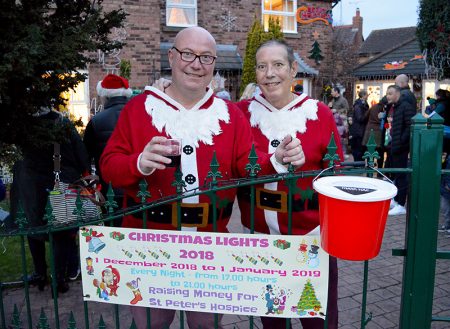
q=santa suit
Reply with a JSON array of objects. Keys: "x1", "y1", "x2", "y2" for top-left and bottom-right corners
[
  {"x1": 100, "y1": 87, "x2": 274, "y2": 232},
  {"x1": 236, "y1": 93, "x2": 342, "y2": 329},
  {"x1": 236, "y1": 93, "x2": 343, "y2": 235}
]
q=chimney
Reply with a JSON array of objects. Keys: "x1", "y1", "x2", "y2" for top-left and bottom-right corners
[{"x1": 352, "y1": 7, "x2": 363, "y2": 40}]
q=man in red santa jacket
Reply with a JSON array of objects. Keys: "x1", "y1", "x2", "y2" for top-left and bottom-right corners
[{"x1": 100, "y1": 27, "x2": 305, "y2": 329}]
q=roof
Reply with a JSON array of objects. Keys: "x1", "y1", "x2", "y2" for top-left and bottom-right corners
[
  {"x1": 294, "y1": 53, "x2": 319, "y2": 76},
  {"x1": 334, "y1": 25, "x2": 359, "y2": 45},
  {"x1": 359, "y1": 26, "x2": 417, "y2": 56},
  {"x1": 353, "y1": 37, "x2": 425, "y2": 78},
  {"x1": 160, "y1": 42, "x2": 242, "y2": 71}
]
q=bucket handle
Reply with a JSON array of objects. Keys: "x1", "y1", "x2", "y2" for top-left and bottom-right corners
[{"x1": 313, "y1": 163, "x2": 394, "y2": 185}]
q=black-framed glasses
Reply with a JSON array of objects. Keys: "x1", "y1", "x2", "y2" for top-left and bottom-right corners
[{"x1": 171, "y1": 47, "x2": 217, "y2": 65}]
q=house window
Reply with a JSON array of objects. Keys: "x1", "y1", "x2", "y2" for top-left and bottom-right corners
[
  {"x1": 262, "y1": 0, "x2": 297, "y2": 33},
  {"x1": 166, "y1": 0, "x2": 197, "y2": 27}
]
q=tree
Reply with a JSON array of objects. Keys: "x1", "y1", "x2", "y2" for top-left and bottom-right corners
[
  {"x1": 263, "y1": 17, "x2": 284, "y2": 43},
  {"x1": 417, "y1": 0, "x2": 450, "y2": 79},
  {"x1": 240, "y1": 17, "x2": 284, "y2": 95},
  {"x1": 0, "y1": 0, "x2": 127, "y2": 166},
  {"x1": 325, "y1": 29, "x2": 360, "y2": 103},
  {"x1": 240, "y1": 19, "x2": 263, "y2": 95}
]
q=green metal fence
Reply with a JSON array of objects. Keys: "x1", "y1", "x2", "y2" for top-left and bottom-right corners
[{"x1": 0, "y1": 113, "x2": 449, "y2": 329}]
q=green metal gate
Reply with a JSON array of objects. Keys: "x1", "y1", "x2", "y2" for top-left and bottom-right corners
[{"x1": 0, "y1": 113, "x2": 448, "y2": 329}]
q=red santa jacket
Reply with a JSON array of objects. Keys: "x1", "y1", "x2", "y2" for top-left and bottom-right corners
[
  {"x1": 100, "y1": 87, "x2": 274, "y2": 232},
  {"x1": 236, "y1": 93, "x2": 343, "y2": 235}
]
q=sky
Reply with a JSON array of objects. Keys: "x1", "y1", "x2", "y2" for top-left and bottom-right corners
[{"x1": 332, "y1": 0, "x2": 420, "y2": 39}]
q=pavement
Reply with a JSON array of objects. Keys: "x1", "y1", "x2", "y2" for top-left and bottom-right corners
[{"x1": 2, "y1": 203, "x2": 449, "y2": 329}]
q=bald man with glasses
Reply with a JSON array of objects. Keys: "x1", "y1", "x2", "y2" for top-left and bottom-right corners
[{"x1": 101, "y1": 26, "x2": 305, "y2": 329}]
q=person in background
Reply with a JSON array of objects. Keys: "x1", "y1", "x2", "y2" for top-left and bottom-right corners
[
  {"x1": 240, "y1": 82, "x2": 259, "y2": 101},
  {"x1": 362, "y1": 96, "x2": 388, "y2": 168},
  {"x1": 100, "y1": 27, "x2": 305, "y2": 329},
  {"x1": 395, "y1": 74, "x2": 417, "y2": 110},
  {"x1": 432, "y1": 89, "x2": 449, "y2": 117},
  {"x1": 0, "y1": 178, "x2": 5, "y2": 202},
  {"x1": 215, "y1": 88, "x2": 231, "y2": 100},
  {"x1": 9, "y1": 108, "x2": 90, "y2": 293},
  {"x1": 84, "y1": 74, "x2": 132, "y2": 218},
  {"x1": 384, "y1": 85, "x2": 416, "y2": 216},
  {"x1": 294, "y1": 84, "x2": 303, "y2": 94},
  {"x1": 349, "y1": 89, "x2": 369, "y2": 161},
  {"x1": 328, "y1": 86, "x2": 350, "y2": 158},
  {"x1": 439, "y1": 155, "x2": 450, "y2": 235},
  {"x1": 0, "y1": 178, "x2": 9, "y2": 222},
  {"x1": 236, "y1": 39, "x2": 341, "y2": 329},
  {"x1": 424, "y1": 97, "x2": 436, "y2": 116}
]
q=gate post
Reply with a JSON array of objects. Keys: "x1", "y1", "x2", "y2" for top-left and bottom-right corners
[{"x1": 399, "y1": 113, "x2": 443, "y2": 329}]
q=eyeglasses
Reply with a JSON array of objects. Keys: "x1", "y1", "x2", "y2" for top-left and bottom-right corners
[{"x1": 171, "y1": 47, "x2": 217, "y2": 65}]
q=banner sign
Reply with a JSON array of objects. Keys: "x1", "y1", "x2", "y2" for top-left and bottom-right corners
[
  {"x1": 80, "y1": 226, "x2": 329, "y2": 319},
  {"x1": 296, "y1": 6, "x2": 333, "y2": 26}
]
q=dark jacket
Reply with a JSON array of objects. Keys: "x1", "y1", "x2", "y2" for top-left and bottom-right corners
[
  {"x1": 390, "y1": 99, "x2": 416, "y2": 155},
  {"x1": 84, "y1": 96, "x2": 128, "y2": 198},
  {"x1": 9, "y1": 111, "x2": 89, "y2": 228},
  {"x1": 0, "y1": 178, "x2": 5, "y2": 202},
  {"x1": 363, "y1": 103, "x2": 383, "y2": 146},
  {"x1": 399, "y1": 87, "x2": 417, "y2": 111},
  {"x1": 350, "y1": 98, "x2": 369, "y2": 138}
]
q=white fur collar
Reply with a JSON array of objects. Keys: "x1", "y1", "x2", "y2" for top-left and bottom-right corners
[
  {"x1": 144, "y1": 87, "x2": 230, "y2": 147},
  {"x1": 249, "y1": 93, "x2": 319, "y2": 141}
]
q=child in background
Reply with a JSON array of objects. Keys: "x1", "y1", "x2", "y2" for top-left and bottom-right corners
[{"x1": 439, "y1": 155, "x2": 450, "y2": 235}]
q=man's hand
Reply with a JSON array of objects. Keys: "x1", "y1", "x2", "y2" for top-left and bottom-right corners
[
  {"x1": 152, "y1": 78, "x2": 172, "y2": 92},
  {"x1": 138, "y1": 136, "x2": 174, "y2": 174},
  {"x1": 274, "y1": 135, "x2": 305, "y2": 168}
]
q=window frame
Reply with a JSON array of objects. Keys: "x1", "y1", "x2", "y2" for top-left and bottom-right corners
[
  {"x1": 261, "y1": 0, "x2": 297, "y2": 34},
  {"x1": 166, "y1": 0, "x2": 198, "y2": 28}
]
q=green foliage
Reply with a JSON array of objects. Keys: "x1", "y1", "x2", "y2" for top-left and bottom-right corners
[
  {"x1": 417, "y1": 0, "x2": 450, "y2": 79},
  {"x1": 0, "y1": 0, "x2": 127, "y2": 163},
  {"x1": 120, "y1": 59, "x2": 132, "y2": 80},
  {"x1": 263, "y1": 17, "x2": 284, "y2": 42},
  {"x1": 0, "y1": 236, "x2": 34, "y2": 283},
  {"x1": 241, "y1": 19, "x2": 262, "y2": 95},
  {"x1": 240, "y1": 17, "x2": 284, "y2": 95}
]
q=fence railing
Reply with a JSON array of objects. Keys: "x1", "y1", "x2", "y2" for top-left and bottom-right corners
[{"x1": 0, "y1": 113, "x2": 449, "y2": 329}]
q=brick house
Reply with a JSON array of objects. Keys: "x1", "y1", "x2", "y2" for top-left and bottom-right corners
[
  {"x1": 70, "y1": 0, "x2": 341, "y2": 124},
  {"x1": 329, "y1": 8, "x2": 364, "y2": 105},
  {"x1": 354, "y1": 27, "x2": 450, "y2": 111}
]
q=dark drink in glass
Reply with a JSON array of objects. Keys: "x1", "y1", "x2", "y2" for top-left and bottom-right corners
[
  {"x1": 164, "y1": 138, "x2": 182, "y2": 168},
  {"x1": 167, "y1": 154, "x2": 181, "y2": 167}
]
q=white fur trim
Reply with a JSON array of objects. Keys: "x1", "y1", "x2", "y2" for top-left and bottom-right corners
[
  {"x1": 144, "y1": 87, "x2": 230, "y2": 147},
  {"x1": 249, "y1": 94, "x2": 319, "y2": 141},
  {"x1": 97, "y1": 81, "x2": 132, "y2": 98}
]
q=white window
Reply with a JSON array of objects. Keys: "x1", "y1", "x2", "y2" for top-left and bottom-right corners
[
  {"x1": 62, "y1": 71, "x2": 90, "y2": 127},
  {"x1": 166, "y1": 0, "x2": 197, "y2": 27},
  {"x1": 262, "y1": 0, "x2": 297, "y2": 33}
]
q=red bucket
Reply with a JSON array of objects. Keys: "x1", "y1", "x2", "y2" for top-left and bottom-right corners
[{"x1": 313, "y1": 176, "x2": 397, "y2": 261}]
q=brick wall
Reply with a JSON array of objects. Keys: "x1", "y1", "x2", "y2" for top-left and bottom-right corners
[
  {"x1": 89, "y1": 0, "x2": 335, "y2": 101},
  {"x1": 89, "y1": 0, "x2": 161, "y2": 106}
]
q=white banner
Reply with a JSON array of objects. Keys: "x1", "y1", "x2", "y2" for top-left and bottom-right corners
[{"x1": 80, "y1": 226, "x2": 329, "y2": 319}]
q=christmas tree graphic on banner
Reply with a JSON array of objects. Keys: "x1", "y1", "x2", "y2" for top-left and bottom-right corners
[
  {"x1": 297, "y1": 279, "x2": 322, "y2": 312},
  {"x1": 308, "y1": 40, "x2": 323, "y2": 64}
]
